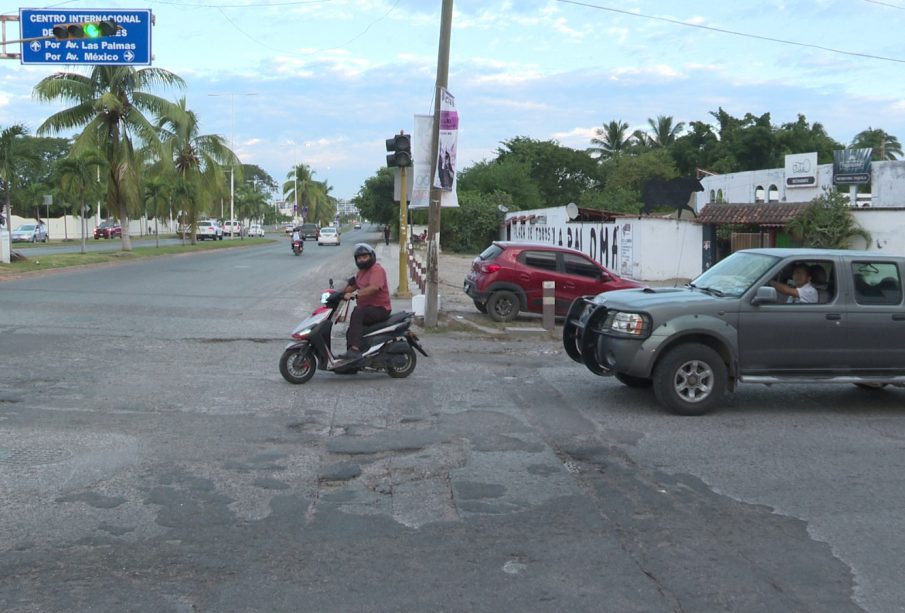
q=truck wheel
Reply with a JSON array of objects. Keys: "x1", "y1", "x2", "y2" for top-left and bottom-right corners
[
  {"x1": 487, "y1": 290, "x2": 519, "y2": 322},
  {"x1": 653, "y1": 343, "x2": 727, "y2": 415},
  {"x1": 614, "y1": 372, "x2": 652, "y2": 388}
]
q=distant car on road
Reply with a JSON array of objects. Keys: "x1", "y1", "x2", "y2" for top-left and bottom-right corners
[
  {"x1": 196, "y1": 220, "x2": 224, "y2": 241},
  {"x1": 222, "y1": 220, "x2": 243, "y2": 237},
  {"x1": 300, "y1": 223, "x2": 320, "y2": 241},
  {"x1": 94, "y1": 220, "x2": 122, "y2": 240},
  {"x1": 247, "y1": 224, "x2": 265, "y2": 237},
  {"x1": 353, "y1": 222, "x2": 362, "y2": 229},
  {"x1": 12, "y1": 223, "x2": 48, "y2": 243},
  {"x1": 317, "y1": 226, "x2": 340, "y2": 246},
  {"x1": 464, "y1": 241, "x2": 644, "y2": 322}
]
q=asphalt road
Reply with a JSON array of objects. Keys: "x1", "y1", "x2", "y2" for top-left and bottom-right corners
[{"x1": 1, "y1": 236, "x2": 903, "y2": 612}]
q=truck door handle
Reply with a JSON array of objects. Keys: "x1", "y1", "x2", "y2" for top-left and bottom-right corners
[
  {"x1": 893, "y1": 314, "x2": 905, "y2": 321},
  {"x1": 825, "y1": 313, "x2": 842, "y2": 321}
]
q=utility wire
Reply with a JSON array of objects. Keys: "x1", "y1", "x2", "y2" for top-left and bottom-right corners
[{"x1": 556, "y1": 0, "x2": 905, "y2": 65}]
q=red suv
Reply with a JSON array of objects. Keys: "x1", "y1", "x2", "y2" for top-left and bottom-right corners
[
  {"x1": 94, "y1": 220, "x2": 122, "y2": 239},
  {"x1": 464, "y1": 242, "x2": 644, "y2": 322}
]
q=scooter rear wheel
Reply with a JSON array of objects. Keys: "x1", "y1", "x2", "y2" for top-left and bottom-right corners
[
  {"x1": 387, "y1": 346, "x2": 417, "y2": 378},
  {"x1": 280, "y1": 348, "x2": 316, "y2": 384}
]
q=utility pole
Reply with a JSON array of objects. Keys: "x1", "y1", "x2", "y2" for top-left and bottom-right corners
[{"x1": 424, "y1": 0, "x2": 453, "y2": 328}]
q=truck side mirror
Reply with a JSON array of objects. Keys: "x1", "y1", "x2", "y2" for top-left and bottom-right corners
[{"x1": 752, "y1": 286, "x2": 779, "y2": 305}]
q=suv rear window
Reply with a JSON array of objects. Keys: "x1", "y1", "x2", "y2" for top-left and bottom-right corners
[{"x1": 478, "y1": 244, "x2": 503, "y2": 261}]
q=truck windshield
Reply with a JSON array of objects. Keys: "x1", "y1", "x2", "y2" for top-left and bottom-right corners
[{"x1": 691, "y1": 252, "x2": 779, "y2": 298}]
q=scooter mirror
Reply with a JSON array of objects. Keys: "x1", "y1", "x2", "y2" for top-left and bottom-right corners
[{"x1": 321, "y1": 291, "x2": 332, "y2": 304}]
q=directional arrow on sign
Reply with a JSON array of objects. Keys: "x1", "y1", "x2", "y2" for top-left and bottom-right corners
[
  {"x1": 30, "y1": 41, "x2": 41, "y2": 52},
  {"x1": 124, "y1": 50, "x2": 135, "y2": 62}
]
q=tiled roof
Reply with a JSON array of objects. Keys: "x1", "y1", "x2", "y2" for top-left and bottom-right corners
[{"x1": 696, "y1": 202, "x2": 812, "y2": 226}]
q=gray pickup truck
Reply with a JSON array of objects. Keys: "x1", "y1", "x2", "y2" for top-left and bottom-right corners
[{"x1": 564, "y1": 248, "x2": 905, "y2": 415}]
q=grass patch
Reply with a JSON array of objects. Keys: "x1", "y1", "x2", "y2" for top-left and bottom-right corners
[{"x1": 0, "y1": 238, "x2": 274, "y2": 278}]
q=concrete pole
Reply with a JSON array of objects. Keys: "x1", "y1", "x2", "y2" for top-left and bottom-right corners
[{"x1": 424, "y1": 0, "x2": 453, "y2": 328}]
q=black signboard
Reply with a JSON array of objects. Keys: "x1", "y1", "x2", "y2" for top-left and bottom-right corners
[{"x1": 833, "y1": 148, "x2": 872, "y2": 185}]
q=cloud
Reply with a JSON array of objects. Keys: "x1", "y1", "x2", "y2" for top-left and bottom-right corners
[{"x1": 609, "y1": 64, "x2": 686, "y2": 81}]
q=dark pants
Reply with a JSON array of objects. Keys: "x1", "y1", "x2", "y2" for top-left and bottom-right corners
[
  {"x1": 384, "y1": 232, "x2": 390, "y2": 245},
  {"x1": 346, "y1": 305, "x2": 390, "y2": 350}
]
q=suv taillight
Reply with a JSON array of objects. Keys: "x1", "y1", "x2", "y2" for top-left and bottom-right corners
[{"x1": 481, "y1": 263, "x2": 501, "y2": 273}]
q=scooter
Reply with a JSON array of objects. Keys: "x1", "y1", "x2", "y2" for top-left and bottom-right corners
[
  {"x1": 291, "y1": 238, "x2": 304, "y2": 256},
  {"x1": 279, "y1": 279, "x2": 428, "y2": 384}
]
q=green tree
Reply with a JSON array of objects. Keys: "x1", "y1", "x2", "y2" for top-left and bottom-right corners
[
  {"x1": 34, "y1": 65, "x2": 185, "y2": 251},
  {"x1": 456, "y1": 158, "x2": 544, "y2": 211},
  {"x1": 284, "y1": 164, "x2": 330, "y2": 224},
  {"x1": 141, "y1": 175, "x2": 170, "y2": 247},
  {"x1": 584, "y1": 149, "x2": 678, "y2": 213},
  {"x1": 441, "y1": 190, "x2": 513, "y2": 253},
  {"x1": 156, "y1": 97, "x2": 236, "y2": 244},
  {"x1": 56, "y1": 149, "x2": 106, "y2": 252},
  {"x1": 352, "y1": 167, "x2": 396, "y2": 227},
  {"x1": 1, "y1": 124, "x2": 41, "y2": 240},
  {"x1": 851, "y1": 127, "x2": 902, "y2": 160},
  {"x1": 776, "y1": 115, "x2": 842, "y2": 163},
  {"x1": 786, "y1": 188, "x2": 871, "y2": 249},
  {"x1": 670, "y1": 120, "x2": 720, "y2": 176},
  {"x1": 588, "y1": 120, "x2": 634, "y2": 159},
  {"x1": 495, "y1": 137, "x2": 600, "y2": 206},
  {"x1": 644, "y1": 115, "x2": 685, "y2": 148}
]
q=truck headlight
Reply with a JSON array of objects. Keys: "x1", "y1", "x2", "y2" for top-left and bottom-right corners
[{"x1": 605, "y1": 311, "x2": 651, "y2": 337}]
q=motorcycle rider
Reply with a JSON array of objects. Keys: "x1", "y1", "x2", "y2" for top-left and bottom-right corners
[{"x1": 337, "y1": 243, "x2": 391, "y2": 362}]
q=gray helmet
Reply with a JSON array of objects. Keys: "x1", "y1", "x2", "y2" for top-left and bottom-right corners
[{"x1": 354, "y1": 243, "x2": 376, "y2": 270}]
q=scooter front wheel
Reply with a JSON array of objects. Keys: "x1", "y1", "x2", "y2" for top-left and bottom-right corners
[{"x1": 280, "y1": 348, "x2": 317, "y2": 384}]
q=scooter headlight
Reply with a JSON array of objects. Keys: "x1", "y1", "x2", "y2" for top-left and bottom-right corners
[{"x1": 292, "y1": 328, "x2": 312, "y2": 340}]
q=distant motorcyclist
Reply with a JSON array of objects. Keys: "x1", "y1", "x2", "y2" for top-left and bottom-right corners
[{"x1": 337, "y1": 243, "x2": 391, "y2": 361}]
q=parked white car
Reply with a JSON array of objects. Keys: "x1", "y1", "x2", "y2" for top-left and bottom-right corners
[
  {"x1": 317, "y1": 226, "x2": 340, "y2": 246},
  {"x1": 11, "y1": 223, "x2": 48, "y2": 243},
  {"x1": 196, "y1": 220, "x2": 224, "y2": 240},
  {"x1": 222, "y1": 220, "x2": 243, "y2": 237},
  {"x1": 247, "y1": 224, "x2": 265, "y2": 237}
]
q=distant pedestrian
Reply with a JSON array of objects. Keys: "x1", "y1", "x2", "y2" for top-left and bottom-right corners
[{"x1": 383, "y1": 225, "x2": 390, "y2": 245}]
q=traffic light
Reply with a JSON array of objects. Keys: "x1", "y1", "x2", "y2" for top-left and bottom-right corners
[
  {"x1": 386, "y1": 132, "x2": 412, "y2": 168},
  {"x1": 52, "y1": 20, "x2": 119, "y2": 40}
]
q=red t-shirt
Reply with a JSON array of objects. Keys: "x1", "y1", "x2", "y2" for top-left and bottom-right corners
[{"x1": 355, "y1": 262, "x2": 391, "y2": 310}]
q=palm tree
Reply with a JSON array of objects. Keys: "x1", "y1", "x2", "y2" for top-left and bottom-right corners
[
  {"x1": 0, "y1": 124, "x2": 40, "y2": 245},
  {"x1": 588, "y1": 120, "x2": 633, "y2": 159},
  {"x1": 284, "y1": 164, "x2": 324, "y2": 224},
  {"x1": 33, "y1": 65, "x2": 185, "y2": 251},
  {"x1": 851, "y1": 127, "x2": 902, "y2": 161},
  {"x1": 141, "y1": 176, "x2": 170, "y2": 248},
  {"x1": 645, "y1": 115, "x2": 686, "y2": 148},
  {"x1": 155, "y1": 97, "x2": 236, "y2": 244},
  {"x1": 56, "y1": 149, "x2": 106, "y2": 253}
]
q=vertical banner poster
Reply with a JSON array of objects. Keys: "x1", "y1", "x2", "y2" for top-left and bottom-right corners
[
  {"x1": 434, "y1": 88, "x2": 459, "y2": 207},
  {"x1": 409, "y1": 115, "x2": 434, "y2": 209}
]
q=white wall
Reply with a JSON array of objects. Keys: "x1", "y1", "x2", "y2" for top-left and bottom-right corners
[
  {"x1": 696, "y1": 159, "x2": 905, "y2": 210},
  {"x1": 504, "y1": 206, "x2": 703, "y2": 281},
  {"x1": 8, "y1": 214, "x2": 179, "y2": 239},
  {"x1": 851, "y1": 208, "x2": 905, "y2": 254}
]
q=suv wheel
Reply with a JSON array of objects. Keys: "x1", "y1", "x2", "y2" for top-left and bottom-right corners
[
  {"x1": 486, "y1": 290, "x2": 519, "y2": 322},
  {"x1": 653, "y1": 343, "x2": 727, "y2": 415}
]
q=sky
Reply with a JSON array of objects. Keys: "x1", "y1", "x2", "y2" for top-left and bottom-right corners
[{"x1": 2, "y1": 0, "x2": 904, "y2": 202}]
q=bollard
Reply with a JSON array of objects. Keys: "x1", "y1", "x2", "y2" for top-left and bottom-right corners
[{"x1": 542, "y1": 280, "x2": 555, "y2": 332}]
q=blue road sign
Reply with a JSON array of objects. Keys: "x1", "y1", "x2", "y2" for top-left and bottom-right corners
[{"x1": 19, "y1": 8, "x2": 152, "y2": 66}]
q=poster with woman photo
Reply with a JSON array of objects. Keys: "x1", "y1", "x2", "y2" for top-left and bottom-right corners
[{"x1": 433, "y1": 88, "x2": 458, "y2": 194}]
